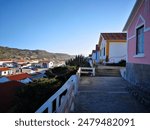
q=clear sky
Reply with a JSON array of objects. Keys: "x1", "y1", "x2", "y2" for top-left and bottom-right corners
[{"x1": 0, "y1": 0, "x2": 136, "y2": 56}]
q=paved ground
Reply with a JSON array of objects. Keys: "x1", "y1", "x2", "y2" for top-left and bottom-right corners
[{"x1": 74, "y1": 77, "x2": 149, "y2": 113}]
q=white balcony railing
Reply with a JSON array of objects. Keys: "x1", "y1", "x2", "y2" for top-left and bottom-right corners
[
  {"x1": 77, "y1": 67, "x2": 95, "y2": 77},
  {"x1": 35, "y1": 75, "x2": 79, "y2": 113}
]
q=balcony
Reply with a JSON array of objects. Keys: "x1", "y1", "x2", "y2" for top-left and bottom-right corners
[{"x1": 36, "y1": 66, "x2": 150, "y2": 113}]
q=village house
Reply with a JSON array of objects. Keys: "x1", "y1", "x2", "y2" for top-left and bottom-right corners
[
  {"x1": 0, "y1": 60, "x2": 12, "y2": 66},
  {"x1": 7, "y1": 73, "x2": 32, "y2": 84},
  {"x1": 123, "y1": 0, "x2": 150, "y2": 87},
  {"x1": 95, "y1": 44, "x2": 100, "y2": 63},
  {"x1": 0, "y1": 60, "x2": 21, "y2": 74},
  {"x1": 0, "y1": 67, "x2": 12, "y2": 76},
  {"x1": 91, "y1": 50, "x2": 96, "y2": 64},
  {"x1": 2, "y1": 61, "x2": 18, "y2": 68},
  {"x1": 90, "y1": 44, "x2": 100, "y2": 64},
  {"x1": 98, "y1": 33, "x2": 127, "y2": 63},
  {"x1": 17, "y1": 60, "x2": 27, "y2": 65},
  {"x1": 40, "y1": 61, "x2": 54, "y2": 68}
]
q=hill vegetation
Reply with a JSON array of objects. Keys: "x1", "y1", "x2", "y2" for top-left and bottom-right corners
[{"x1": 0, "y1": 46, "x2": 72, "y2": 61}]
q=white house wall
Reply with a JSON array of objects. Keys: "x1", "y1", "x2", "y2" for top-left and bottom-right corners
[
  {"x1": 100, "y1": 38, "x2": 106, "y2": 60},
  {"x1": 0, "y1": 70, "x2": 12, "y2": 76},
  {"x1": 109, "y1": 42, "x2": 127, "y2": 63},
  {"x1": 92, "y1": 52, "x2": 96, "y2": 62},
  {"x1": 48, "y1": 62, "x2": 54, "y2": 68},
  {"x1": 95, "y1": 51, "x2": 100, "y2": 63}
]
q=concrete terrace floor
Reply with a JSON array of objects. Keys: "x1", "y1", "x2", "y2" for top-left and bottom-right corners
[{"x1": 74, "y1": 76, "x2": 149, "y2": 113}]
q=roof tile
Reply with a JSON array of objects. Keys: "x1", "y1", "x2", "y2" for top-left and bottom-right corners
[
  {"x1": 7, "y1": 73, "x2": 31, "y2": 81},
  {"x1": 101, "y1": 33, "x2": 126, "y2": 40},
  {"x1": 0, "y1": 67, "x2": 10, "y2": 71}
]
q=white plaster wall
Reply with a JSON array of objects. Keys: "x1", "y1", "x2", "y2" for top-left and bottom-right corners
[
  {"x1": 100, "y1": 38, "x2": 107, "y2": 60},
  {"x1": 48, "y1": 62, "x2": 54, "y2": 68},
  {"x1": 109, "y1": 42, "x2": 127, "y2": 63},
  {"x1": 0, "y1": 62, "x2": 3, "y2": 66},
  {"x1": 95, "y1": 51, "x2": 100, "y2": 63},
  {"x1": 1, "y1": 71, "x2": 9, "y2": 76},
  {"x1": 92, "y1": 52, "x2": 96, "y2": 60}
]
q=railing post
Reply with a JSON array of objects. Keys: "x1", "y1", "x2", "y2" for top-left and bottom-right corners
[
  {"x1": 48, "y1": 103, "x2": 52, "y2": 113},
  {"x1": 35, "y1": 75, "x2": 79, "y2": 113},
  {"x1": 93, "y1": 68, "x2": 95, "y2": 76},
  {"x1": 72, "y1": 75, "x2": 79, "y2": 95},
  {"x1": 56, "y1": 96, "x2": 60, "y2": 110},
  {"x1": 78, "y1": 67, "x2": 81, "y2": 77}
]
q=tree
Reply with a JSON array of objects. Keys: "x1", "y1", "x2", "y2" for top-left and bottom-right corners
[{"x1": 65, "y1": 55, "x2": 90, "y2": 67}]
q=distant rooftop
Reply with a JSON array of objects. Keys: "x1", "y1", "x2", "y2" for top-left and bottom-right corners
[
  {"x1": 101, "y1": 33, "x2": 126, "y2": 40},
  {"x1": 0, "y1": 67, "x2": 10, "y2": 71},
  {"x1": 7, "y1": 73, "x2": 31, "y2": 81}
]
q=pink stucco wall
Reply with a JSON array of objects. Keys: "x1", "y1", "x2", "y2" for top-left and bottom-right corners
[{"x1": 127, "y1": 0, "x2": 150, "y2": 64}]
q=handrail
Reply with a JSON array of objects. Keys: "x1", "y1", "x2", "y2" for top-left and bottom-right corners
[
  {"x1": 35, "y1": 75, "x2": 79, "y2": 113},
  {"x1": 77, "y1": 67, "x2": 95, "y2": 77}
]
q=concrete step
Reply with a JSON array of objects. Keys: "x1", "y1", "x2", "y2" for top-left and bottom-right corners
[
  {"x1": 74, "y1": 77, "x2": 149, "y2": 113},
  {"x1": 96, "y1": 69, "x2": 121, "y2": 77}
]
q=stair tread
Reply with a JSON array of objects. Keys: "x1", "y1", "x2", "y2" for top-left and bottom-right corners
[{"x1": 95, "y1": 68, "x2": 121, "y2": 77}]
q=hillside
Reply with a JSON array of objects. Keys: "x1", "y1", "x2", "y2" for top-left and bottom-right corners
[{"x1": 0, "y1": 46, "x2": 73, "y2": 62}]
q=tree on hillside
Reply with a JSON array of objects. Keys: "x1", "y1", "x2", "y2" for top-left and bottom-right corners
[{"x1": 65, "y1": 55, "x2": 90, "y2": 67}]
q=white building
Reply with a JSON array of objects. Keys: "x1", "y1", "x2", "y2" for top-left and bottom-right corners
[
  {"x1": 48, "y1": 61, "x2": 54, "y2": 68},
  {"x1": 91, "y1": 50, "x2": 96, "y2": 64},
  {"x1": 0, "y1": 67, "x2": 12, "y2": 76},
  {"x1": 98, "y1": 33, "x2": 127, "y2": 63}
]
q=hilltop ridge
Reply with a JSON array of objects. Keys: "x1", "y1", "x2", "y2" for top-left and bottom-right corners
[{"x1": 0, "y1": 46, "x2": 73, "y2": 62}]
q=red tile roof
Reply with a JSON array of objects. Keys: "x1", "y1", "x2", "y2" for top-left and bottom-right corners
[
  {"x1": 0, "y1": 81, "x2": 24, "y2": 112},
  {"x1": 17, "y1": 60, "x2": 26, "y2": 62},
  {"x1": 0, "y1": 81, "x2": 24, "y2": 87},
  {"x1": 101, "y1": 33, "x2": 127, "y2": 40},
  {"x1": 7, "y1": 73, "x2": 31, "y2": 81},
  {"x1": 0, "y1": 67, "x2": 10, "y2": 71}
]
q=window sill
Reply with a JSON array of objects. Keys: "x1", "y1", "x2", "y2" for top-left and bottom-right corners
[{"x1": 133, "y1": 54, "x2": 145, "y2": 58}]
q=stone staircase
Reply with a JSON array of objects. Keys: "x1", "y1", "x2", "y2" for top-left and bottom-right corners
[{"x1": 95, "y1": 66, "x2": 121, "y2": 77}]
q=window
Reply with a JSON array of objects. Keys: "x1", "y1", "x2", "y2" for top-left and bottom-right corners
[
  {"x1": 103, "y1": 47, "x2": 105, "y2": 56},
  {"x1": 136, "y1": 25, "x2": 144, "y2": 54}
]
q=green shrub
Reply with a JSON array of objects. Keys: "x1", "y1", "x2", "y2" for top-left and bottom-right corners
[
  {"x1": 11, "y1": 66, "x2": 78, "y2": 112},
  {"x1": 65, "y1": 55, "x2": 90, "y2": 68},
  {"x1": 11, "y1": 78, "x2": 62, "y2": 112},
  {"x1": 106, "y1": 60, "x2": 126, "y2": 67}
]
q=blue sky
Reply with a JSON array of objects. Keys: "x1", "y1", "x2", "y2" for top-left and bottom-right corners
[{"x1": 0, "y1": 0, "x2": 136, "y2": 55}]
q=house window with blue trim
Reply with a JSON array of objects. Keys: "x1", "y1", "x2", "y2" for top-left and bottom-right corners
[{"x1": 136, "y1": 25, "x2": 144, "y2": 54}]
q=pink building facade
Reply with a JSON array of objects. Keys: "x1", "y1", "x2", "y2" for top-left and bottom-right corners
[{"x1": 123, "y1": 0, "x2": 150, "y2": 87}]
